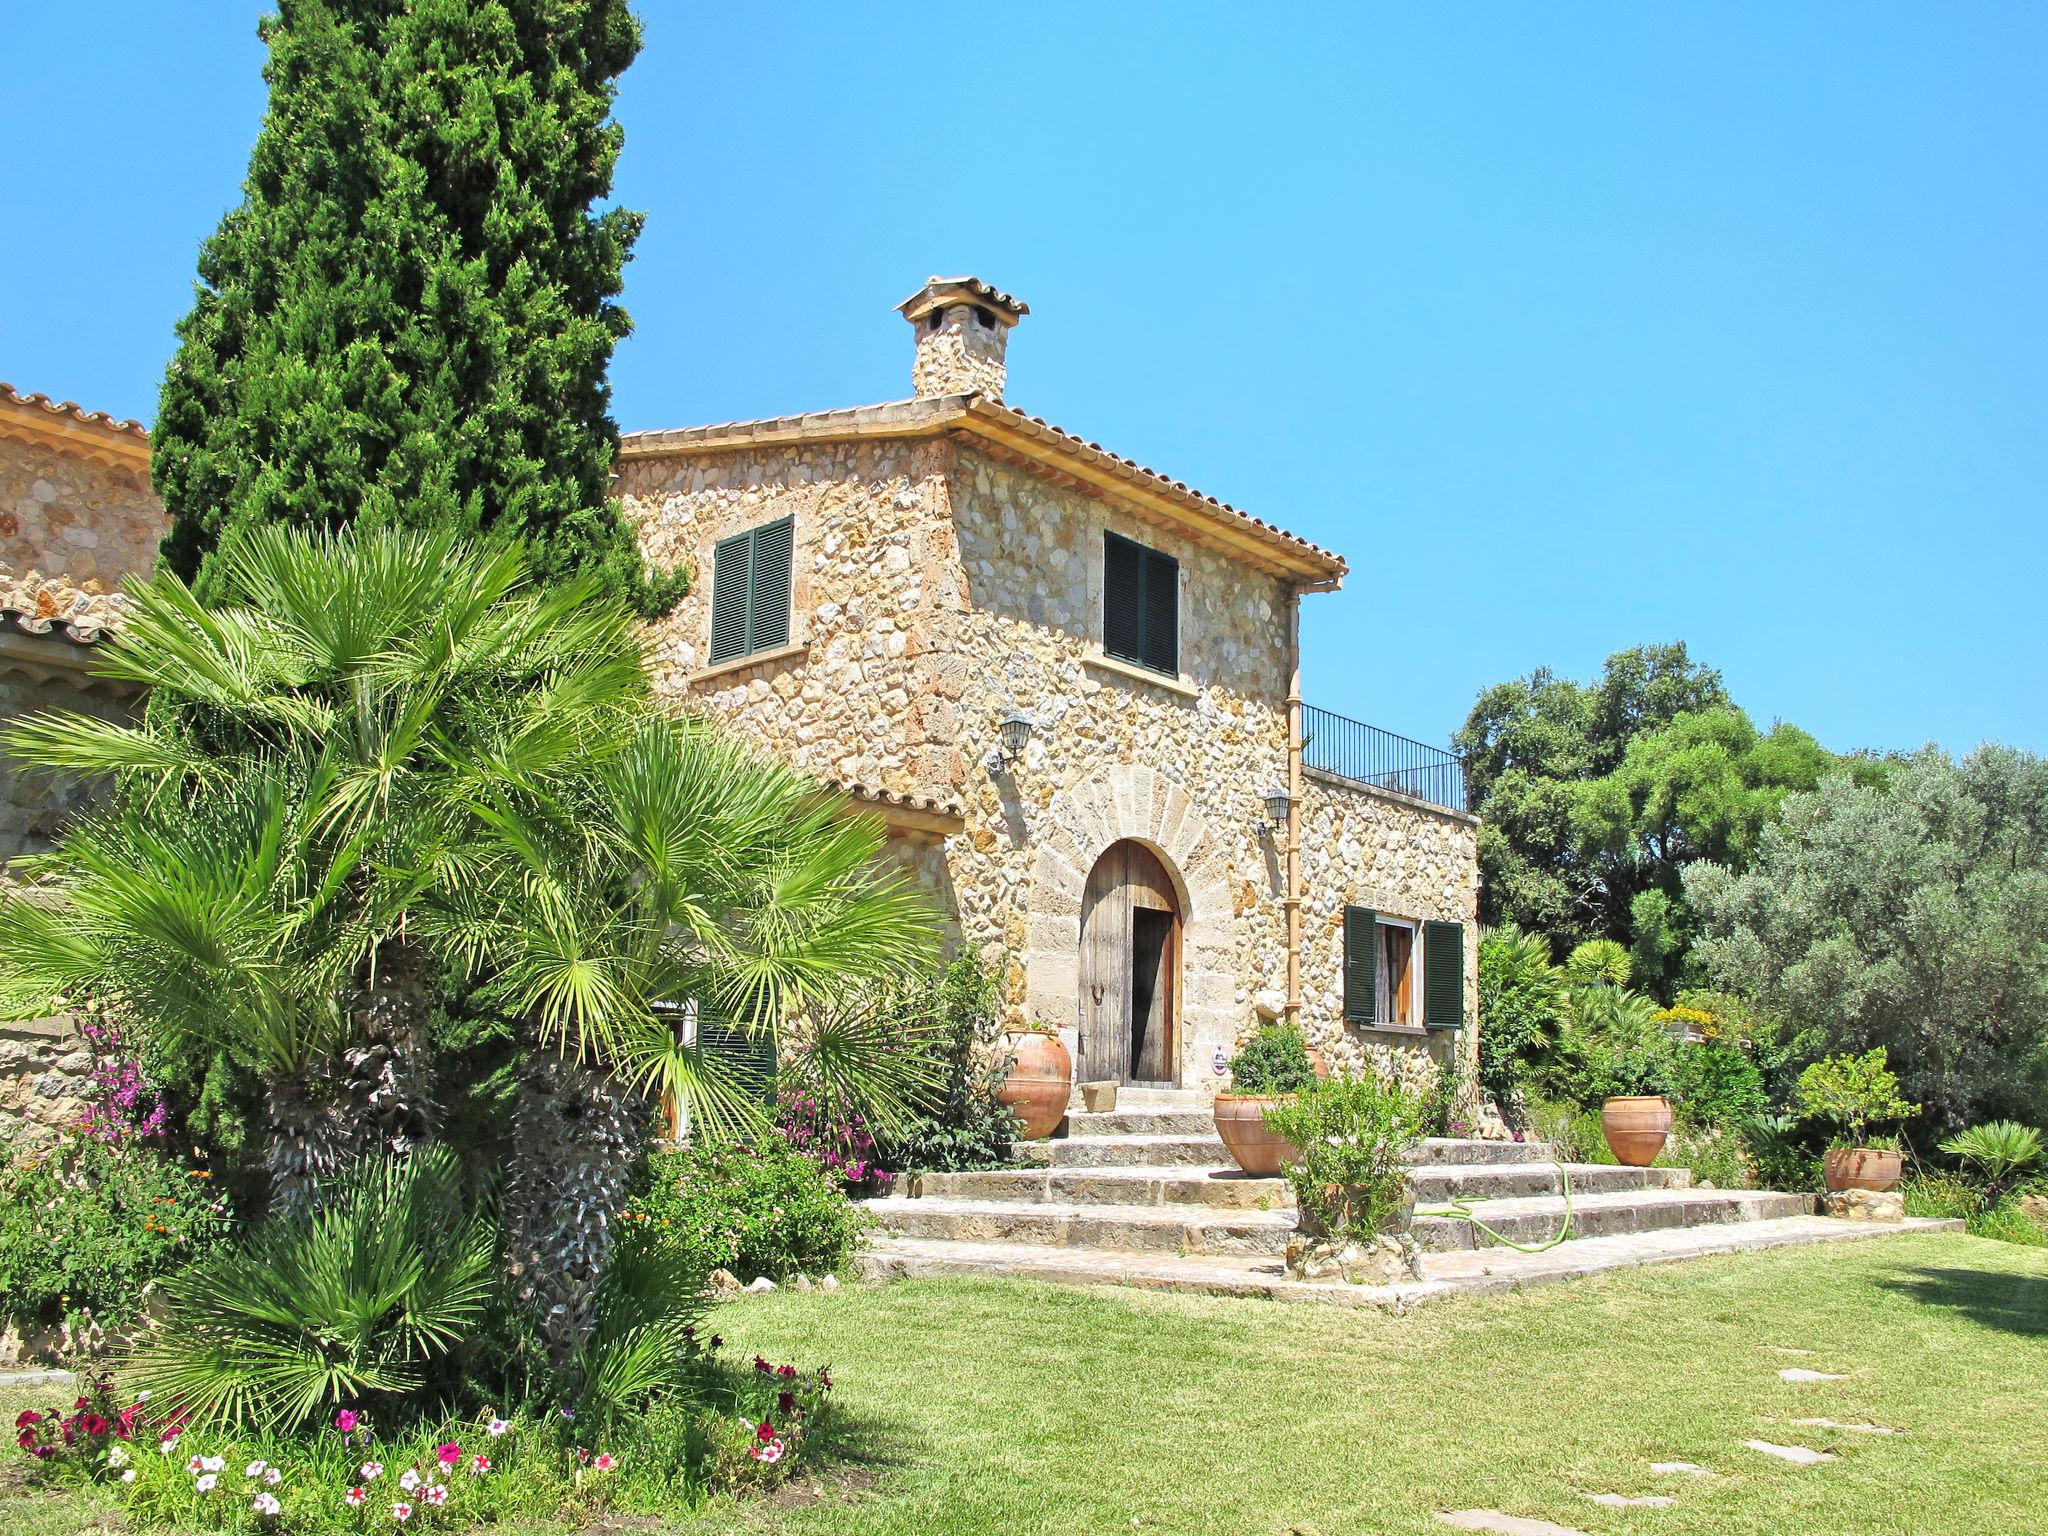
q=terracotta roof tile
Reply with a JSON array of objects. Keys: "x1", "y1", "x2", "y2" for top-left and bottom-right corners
[{"x1": 0, "y1": 383, "x2": 149, "y2": 444}]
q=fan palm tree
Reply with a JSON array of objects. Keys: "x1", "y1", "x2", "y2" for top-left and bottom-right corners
[
  {"x1": 0, "y1": 526, "x2": 646, "y2": 1210},
  {"x1": 422, "y1": 713, "x2": 942, "y2": 1361}
]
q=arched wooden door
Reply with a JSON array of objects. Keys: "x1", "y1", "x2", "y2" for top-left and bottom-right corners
[{"x1": 1079, "y1": 840, "x2": 1181, "y2": 1086}]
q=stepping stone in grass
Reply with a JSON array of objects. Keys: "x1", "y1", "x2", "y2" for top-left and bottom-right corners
[
  {"x1": 1779, "y1": 1368, "x2": 1848, "y2": 1382},
  {"x1": 1585, "y1": 1493, "x2": 1675, "y2": 1509},
  {"x1": 1793, "y1": 1418, "x2": 1900, "y2": 1436},
  {"x1": 1744, "y1": 1440, "x2": 1836, "y2": 1466},
  {"x1": 1650, "y1": 1462, "x2": 1718, "y2": 1477},
  {"x1": 1771, "y1": 1346, "x2": 1815, "y2": 1355},
  {"x1": 1437, "y1": 1513, "x2": 1585, "y2": 1536}
]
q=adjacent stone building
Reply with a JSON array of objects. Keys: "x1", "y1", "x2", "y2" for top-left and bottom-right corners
[
  {"x1": 620, "y1": 279, "x2": 1481, "y2": 1096},
  {"x1": 0, "y1": 384, "x2": 166, "y2": 1141}
]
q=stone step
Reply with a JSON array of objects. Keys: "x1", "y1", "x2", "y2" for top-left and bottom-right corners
[
  {"x1": 855, "y1": 1216, "x2": 1965, "y2": 1310},
  {"x1": 1062, "y1": 1109, "x2": 1217, "y2": 1137},
  {"x1": 863, "y1": 1196, "x2": 1297, "y2": 1256},
  {"x1": 1011, "y1": 1133, "x2": 1555, "y2": 1170},
  {"x1": 904, "y1": 1161, "x2": 1688, "y2": 1210},
  {"x1": 1411, "y1": 1188, "x2": 1814, "y2": 1254},
  {"x1": 905, "y1": 1165, "x2": 1289, "y2": 1209},
  {"x1": 1012, "y1": 1133, "x2": 1226, "y2": 1168}
]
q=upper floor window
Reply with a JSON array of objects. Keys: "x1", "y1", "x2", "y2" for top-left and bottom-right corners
[
  {"x1": 1344, "y1": 908, "x2": 1465, "y2": 1031},
  {"x1": 1102, "y1": 530, "x2": 1179, "y2": 676},
  {"x1": 708, "y1": 517, "x2": 794, "y2": 664}
]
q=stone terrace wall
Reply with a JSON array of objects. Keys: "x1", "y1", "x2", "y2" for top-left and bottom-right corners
[
  {"x1": 620, "y1": 438, "x2": 963, "y2": 801},
  {"x1": 1297, "y1": 769, "x2": 1481, "y2": 1090},
  {"x1": 0, "y1": 673, "x2": 133, "y2": 864},
  {"x1": 0, "y1": 1016, "x2": 90, "y2": 1149},
  {"x1": 946, "y1": 449, "x2": 1297, "y2": 1077}
]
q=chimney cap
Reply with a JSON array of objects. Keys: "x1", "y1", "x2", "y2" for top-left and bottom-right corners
[{"x1": 897, "y1": 275, "x2": 1029, "y2": 328}]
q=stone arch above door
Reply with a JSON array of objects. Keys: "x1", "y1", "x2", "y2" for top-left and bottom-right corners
[{"x1": 1023, "y1": 765, "x2": 1236, "y2": 1092}]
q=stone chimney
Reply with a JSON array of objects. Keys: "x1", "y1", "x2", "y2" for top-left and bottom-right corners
[{"x1": 898, "y1": 276, "x2": 1028, "y2": 400}]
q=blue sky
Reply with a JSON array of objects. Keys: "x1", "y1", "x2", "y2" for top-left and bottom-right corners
[{"x1": 4, "y1": 4, "x2": 2043, "y2": 754}]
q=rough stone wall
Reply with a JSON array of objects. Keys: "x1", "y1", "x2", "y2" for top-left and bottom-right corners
[
  {"x1": 1298, "y1": 769, "x2": 1482, "y2": 1088},
  {"x1": 620, "y1": 438, "x2": 962, "y2": 800},
  {"x1": 0, "y1": 1017, "x2": 91, "y2": 1149},
  {"x1": 0, "y1": 673, "x2": 133, "y2": 865},
  {"x1": 0, "y1": 438, "x2": 166, "y2": 628},
  {"x1": 911, "y1": 308, "x2": 1010, "y2": 399},
  {"x1": 944, "y1": 449, "x2": 1295, "y2": 1086}
]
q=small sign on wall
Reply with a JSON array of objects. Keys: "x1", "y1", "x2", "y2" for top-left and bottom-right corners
[{"x1": 1212, "y1": 1046, "x2": 1229, "y2": 1076}]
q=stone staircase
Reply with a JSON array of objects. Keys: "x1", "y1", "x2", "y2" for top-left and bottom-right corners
[{"x1": 858, "y1": 1090, "x2": 1959, "y2": 1307}]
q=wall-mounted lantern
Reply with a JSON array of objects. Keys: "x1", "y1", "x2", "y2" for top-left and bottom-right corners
[
  {"x1": 1257, "y1": 784, "x2": 1292, "y2": 840},
  {"x1": 985, "y1": 709, "x2": 1035, "y2": 773}
]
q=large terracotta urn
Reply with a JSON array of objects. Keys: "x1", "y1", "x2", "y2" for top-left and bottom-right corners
[
  {"x1": 998, "y1": 1029, "x2": 1073, "y2": 1141},
  {"x1": 1213, "y1": 1094, "x2": 1301, "y2": 1176},
  {"x1": 1601, "y1": 1095, "x2": 1673, "y2": 1168},
  {"x1": 1823, "y1": 1146, "x2": 1904, "y2": 1193}
]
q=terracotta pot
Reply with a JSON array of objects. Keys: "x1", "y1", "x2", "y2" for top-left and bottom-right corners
[
  {"x1": 1824, "y1": 1146, "x2": 1904, "y2": 1193},
  {"x1": 1601, "y1": 1095, "x2": 1673, "y2": 1167},
  {"x1": 997, "y1": 1030, "x2": 1073, "y2": 1140},
  {"x1": 1213, "y1": 1094, "x2": 1302, "y2": 1176},
  {"x1": 1304, "y1": 1045, "x2": 1333, "y2": 1081}
]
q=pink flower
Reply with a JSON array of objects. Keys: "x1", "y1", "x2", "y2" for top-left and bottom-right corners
[
  {"x1": 345, "y1": 1487, "x2": 367, "y2": 1507},
  {"x1": 755, "y1": 1420, "x2": 778, "y2": 1443},
  {"x1": 750, "y1": 1438, "x2": 784, "y2": 1465},
  {"x1": 424, "y1": 1485, "x2": 448, "y2": 1507},
  {"x1": 435, "y1": 1442, "x2": 461, "y2": 1467},
  {"x1": 187, "y1": 1455, "x2": 205, "y2": 1473},
  {"x1": 392, "y1": 1502, "x2": 413, "y2": 1523},
  {"x1": 252, "y1": 1491, "x2": 281, "y2": 1517},
  {"x1": 334, "y1": 1409, "x2": 360, "y2": 1434},
  {"x1": 360, "y1": 1461, "x2": 384, "y2": 1480},
  {"x1": 593, "y1": 1452, "x2": 615, "y2": 1472},
  {"x1": 469, "y1": 1455, "x2": 491, "y2": 1475}
]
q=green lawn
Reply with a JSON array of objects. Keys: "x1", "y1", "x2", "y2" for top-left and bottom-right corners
[{"x1": 6, "y1": 1231, "x2": 2044, "y2": 1536}]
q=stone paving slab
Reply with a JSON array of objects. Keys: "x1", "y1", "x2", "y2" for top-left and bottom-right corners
[
  {"x1": 1744, "y1": 1439, "x2": 1835, "y2": 1466},
  {"x1": 864, "y1": 1195, "x2": 1297, "y2": 1256},
  {"x1": 860, "y1": 1215, "x2": 1963, "y2": 1308},
  {"x1": 1412, "y1": 1187, "x2": 1815, "y2": 1253}
]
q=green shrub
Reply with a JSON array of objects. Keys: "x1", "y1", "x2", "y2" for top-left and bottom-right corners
[
  {"x1": 627, "y1": 1139, "x2": 868, "y2": 1282},
  {"x1": 0, "y1": 1137, "x2": 230, "y2": 1331},
  {"x1": 1476, "y1": 925, "x2": 1563, "y2": 1110},
  {"x1": 871, "y1": 953, "x2": 1018, "y2": 1174},
  {"x1": 1938, "y1": 1121, "x2": 2044, "y2": 1203},
  {"x1": 1263, "y1": 1076, "x2": 1428, "y2": 1241},
  {"x1": 1227, "y1": 1025, "x2": 1317, "y2": 1096},
  {"x1": 1659, "y1": 1123, "x2": 1751, "y2": 1189},
  {"x1": 1526, "y1": 1097, "x2": 1611, "y2": 1165},
  {"x1": 1563, "y1": 939, "x2": 1632, "y2": 988},
  {"x1": 1741, "y1": 1112, "x2": 1822, "y2": 1193},
  {"x1": 1671, "y1": 1041, "x2": 1767, "y2": 1130},
  {"x1": 1904, "y1": 1174, "x2": 2048, "y2": 1247},
  {"x1": 1795, "y1": 1049, "x2": 1918, "y2": 1147},
  {"x1": 127, "y1": 1147, "x2": 495, "y2": 1433}
]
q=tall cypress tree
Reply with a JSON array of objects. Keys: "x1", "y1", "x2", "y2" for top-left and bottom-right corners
[{"x1": 154, "y1": 0, "x2": 679, "y2": 614}]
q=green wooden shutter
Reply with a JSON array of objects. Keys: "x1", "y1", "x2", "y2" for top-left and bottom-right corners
[
  {"x1": 1103, "y1": 531, "x2": 1145, "y2": 664},
  {"x1": 1423, "y1": 920, "x2": 1465, "y2": 1030},
  {"x1": 1343, "y1": 906, "x2": 1377, "y2": 1025},
  {"x1": 748, "y1": 518, "x2": 794, "y2": 654},
  {"x1": 1142, "y1": 547, "x2": 1179, "y2": 674},
  {"x1": 709, "y1": 530, "x2": 752, "y2": 663},
  {"x1": 693, "y1": 1007, "x2": 777, "y2": 1102}
]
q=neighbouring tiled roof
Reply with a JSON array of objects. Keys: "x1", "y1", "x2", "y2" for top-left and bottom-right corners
[
  {"x1": 619, "y1": 395, "x2": 1348, "y2": 585},
  {"x1": 897, "y1": 275, "x2": 1030, "y2": 322},
  {"x1": 823, "y1": 777, "x2": 965, "y2": 824},
  {"x1": 0, "y1": 383, "x2": 151, "y2": 460},
  {"x1": 0, "y1": 578, "x2": 126, "y2": 646}
]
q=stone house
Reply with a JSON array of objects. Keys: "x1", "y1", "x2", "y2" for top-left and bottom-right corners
[
  {"x1": 620, "y1": 279, "x2": 1481, "y2": 1096},
  {"x1": 0, "y1": 384, "x2": 168, "y2": 1141}
]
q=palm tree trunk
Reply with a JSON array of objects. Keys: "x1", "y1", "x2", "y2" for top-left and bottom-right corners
[{"x1": 504, "y1": 1036, "x2": 650, "y2": 1366}]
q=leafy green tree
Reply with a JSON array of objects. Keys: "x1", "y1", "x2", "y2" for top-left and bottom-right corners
[
  {"x1": 1687, "y1": 748, "x2": 2048, "y2": 1134},
  {"x1": 1474, "y1": 925, "x2": 1564, "y2": 1111},
  {"x1": 152, "y1": 0, "x2": 678, "y2": 615},
  {"x1": 1456, "y1": 643, "x2": 1729, "y2": 946}
]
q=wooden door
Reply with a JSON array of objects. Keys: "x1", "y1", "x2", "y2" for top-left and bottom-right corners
[{"x1": 1079, "y1": 841, "x2": 1180, "y2": 1085}]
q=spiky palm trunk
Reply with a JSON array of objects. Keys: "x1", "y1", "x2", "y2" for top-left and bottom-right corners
[{"x1": 504, "y1": 1037, "x2": 649, "y2": 1366}]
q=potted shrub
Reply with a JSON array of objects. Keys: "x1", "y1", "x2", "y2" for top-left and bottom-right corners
[
  {"x1": 1214, "y1": 1025, "x2": 1318, "y2": 1175},
  {"x1": 1796, "y1": 1048, "x2": 1918, "y2": 1192},
  {"x1": 1597, "y1": 1043, "x2": 1676, "y2": 1168},
  {"x1": 996, "y1": 1020, "x2": 1073, "y2": 1140},
  {"x1": 1263, "y1": 1074, "x2": 1428, "y2": 1239}
]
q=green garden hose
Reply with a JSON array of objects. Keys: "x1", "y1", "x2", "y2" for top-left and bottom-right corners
[{"x1": 1415, "y1": 1163, "x2": 1578, "y2": 1255}]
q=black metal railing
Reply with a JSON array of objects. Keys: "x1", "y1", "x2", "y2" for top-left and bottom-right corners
[{"x1": 1301, "y1": 704, "x2": 1468, "y2": 813}]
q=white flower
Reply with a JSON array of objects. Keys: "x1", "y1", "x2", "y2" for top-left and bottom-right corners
[
  {"x1": 424, "y1": 1485, "x2": 448, "y2": 1507},
  {"x1": 360, "y1": 1461, "x2": 384, "y2": 1480},
  {"x1": 487, "y1": 1417, "x2": 509, "y2": 1437},
  {"x1": 392, "y1": 1503, "x2": 413, "y2": 1523},
  {"x1": 194, "y1": 1473, "x2": 218, "y2": 1492},
  {"x1": 120, "y1": 1470, "x2": 136, "y2": 1484},
  {"x1": 252, "y1": 1491, "x2": 281, "y2": 1517},
  {"x1": 186, "y1": 1455, "x2": 205, "y2": 1474},
  {"x1": 159, "y1": 1435, "x2": 180, "y2": 1457},
  {"x1": 135, "y1": 1391, "x2": 152, "y2": 1402},
  {"x1": 398, "y1": 1468, "x2": 421, "y2": 1492},
  {"x1": 245, "y1": 1460, "x2": 268, "y2": 1479},
  {"x1": 201, "y1": 1455, "x2": 226, "y2": 1474},
  {"x1": 106, "y1": 1446, "x2": 130, "y2": 1469}
]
